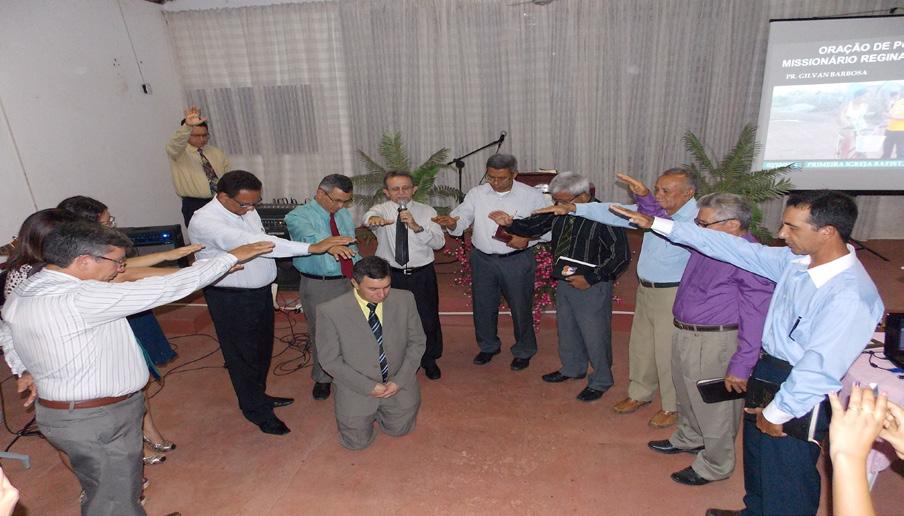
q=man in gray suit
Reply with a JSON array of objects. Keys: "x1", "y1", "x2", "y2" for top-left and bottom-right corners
[{"x1": 316, "y1": 256, "x2": 426, "y2": 450}]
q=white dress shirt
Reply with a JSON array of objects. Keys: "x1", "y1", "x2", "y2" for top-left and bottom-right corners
[
  {"x1": 449, "y1": 182, "x2": 549, "y2": 254},
  {"x1": 0, "y1": 254, "x2": 237, "y2": 401},
  {"x1": 363, "y1": 200, "x2": 446, "y2": 268},
  {"x1": 188, "y1": 198, "x2": 313, "y2": 288}
]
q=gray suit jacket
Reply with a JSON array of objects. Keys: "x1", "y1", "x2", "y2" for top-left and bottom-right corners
[{"x1": 316, "y1": 289, "x2": 426, "y2": 416}]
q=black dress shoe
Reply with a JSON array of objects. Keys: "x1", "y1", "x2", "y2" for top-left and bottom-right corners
[
  {"x1": 541, "y1": 371, "x2": 587, "y2": 383},
  {"x1": 267, "y1": 396, "x2": 295, "y2": 408},
  {"x1": 705, "y1": 509, "x2": 742, "y2": 516},
  {"x1": 576, "y1": 387, "x2": 605, "y2": 402},
  {"x1": 473, "y1": 350, "x2": 500, "y2": 365},
  {"x1": 312, "y1": 382, "x2": 331, "y2": 400},
  {"x1": 258, "y1": 417, "x2": 291, "y2": 435},
  {"x1": 648, "y1": 439, "x2": 704, "y2": 455},
  {"x1": 423, "y1": 364, "x2": 442, "y2": 380},
  {"x1": 671, "y1": 466, "x2": 710, "y2": 486},
  {"x1": 510, "y1": 357, "x2": 530, "y2": 371}
]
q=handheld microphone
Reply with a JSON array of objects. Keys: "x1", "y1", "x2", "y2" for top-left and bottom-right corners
[{"x1": 398, "y1": 201, "x2": 408, "y2": 212}]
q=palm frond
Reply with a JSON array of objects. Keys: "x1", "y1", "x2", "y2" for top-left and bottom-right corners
[
  {"x1": 357, "y1": 150, "x2": 387, "y2": 176},
  {"x1": 379, "y1": 132, "x2": 410, "y2": 172}
]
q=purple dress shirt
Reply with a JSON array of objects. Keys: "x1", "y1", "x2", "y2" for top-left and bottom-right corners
[{"x1": 636, "y1": 193, "x2": 775, "y2": 378}]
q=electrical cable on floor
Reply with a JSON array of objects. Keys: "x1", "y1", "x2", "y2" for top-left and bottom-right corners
[{"x1": 0, "y1": 374, "x2": 43, "y2": 455}]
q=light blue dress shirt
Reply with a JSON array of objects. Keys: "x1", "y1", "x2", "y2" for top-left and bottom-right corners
[
  {"x1": 653, "y1": 218, "x2": 884, "y2": 423},
  {"x1": 284, "y1": 201, "x2": 360, "y2": 276},
  {"x1": 574, "y1": 198, "x2": 697, "y2": 283}
]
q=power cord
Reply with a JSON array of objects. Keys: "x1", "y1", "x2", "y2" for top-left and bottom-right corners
[{"x1": 864, "y1": 350, "x2": 904, "y2": 379}]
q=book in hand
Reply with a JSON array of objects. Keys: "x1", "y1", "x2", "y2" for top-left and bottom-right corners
[
  {"x1": 493, "y1": 226, "x2": 513, "y2": 243},
  {"x1": 744, "y1": 377, "x2": 830, "y2": 445},
  {"x1": 552, "y1": 256, "x2": 597, "y2": 281},
  {"x1": 696, "y1": 377, "x2": 746, "y2": 404}
]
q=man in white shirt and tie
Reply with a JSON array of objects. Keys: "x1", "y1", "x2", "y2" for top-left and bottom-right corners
[
  {"x1": 433, "y1": 154, "x2": 548, "y2": 371},
  {"x1": 188, "y1": 170, "x2": 355, "y2": 436},
  {"x1": 364, "y1": 171, "x2": 446, "y2": 379},
  {"x1": 0, "y1": 220, "x2": 273, "y2": 516}
]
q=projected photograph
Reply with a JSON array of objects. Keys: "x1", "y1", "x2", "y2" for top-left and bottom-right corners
[{"x1": 762, "y1": 80, "x2": 904, "y2": 161}]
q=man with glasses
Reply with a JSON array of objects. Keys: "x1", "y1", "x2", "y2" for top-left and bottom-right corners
[
  {"x1": 166, "y1": 106, "x2": 230, "y2": 226},
  {"x1": 363, "y1": 172, "x2": 446, "y2": 380},
  {"x1": 489, "y1": 171, "x2": 630, "y2": 402},
  {"x1": 285, "y1": 174, "x2": 360, "y2": 401},
  {"x1": 1, "y1": 220, "x2": 274, "y2": 515},
  {"x1": 629, "y1": 187, "x2": 774, "y2": 487},
  {"x1": 189, "y1": 170, "x2": 355, "y2": 435},
  {"x1": 535, "y1": 168, "x2": 697, "y2": 428},
  {"x1": 433, "y1": 154, "x2": 548, "y2": 371}
]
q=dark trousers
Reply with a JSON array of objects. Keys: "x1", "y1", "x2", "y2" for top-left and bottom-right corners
[
  {"x1": 181, "y1": 196, "x2": 211, "y2": 227},
  {"x1": 204, "y1": 285, "x2": 276, "y2": 425},
  {"x1": 469, "y1": 249, "x2": 537, "y2": 359},
  {"x1": 391, "y1": 263, "x2": 442, "y2": 367},
  {"x1": 741, "y1": 357, "x2": 825, "y2": 516},
  {"x1": 127, "y1": 310, "x2": 176, "y2": 365}
]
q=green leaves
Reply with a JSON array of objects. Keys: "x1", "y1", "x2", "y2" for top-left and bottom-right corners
[{"x1": 683, "y1": 124, "x2": 795, "y2": 242}]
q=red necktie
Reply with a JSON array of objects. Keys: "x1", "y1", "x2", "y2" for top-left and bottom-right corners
[{"x1": 330, "y1": 213, "x2": 353, "y2": 278}]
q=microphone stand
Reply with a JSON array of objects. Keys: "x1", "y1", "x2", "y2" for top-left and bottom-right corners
[{"x1": 445, "y1": 133, "x2": 506, "y2": 202}]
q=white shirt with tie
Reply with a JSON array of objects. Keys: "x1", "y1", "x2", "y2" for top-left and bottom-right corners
[
  {"x1": 363, "y1": 200, "x2": 446, "y2": 268},
  {"x1": 448, "y1": 181, "x2": 549, "y2": 254}
]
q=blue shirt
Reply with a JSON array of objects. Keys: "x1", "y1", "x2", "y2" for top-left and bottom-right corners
[
  {"x1": 574, "y1": 198, "x2": 697, "y2": 283},
  {"x1": 653, "y1": 218, "x2": 884, "y2": 423},
  {"x1": 284, "y1": 201, "x2": 360, "y2": 276}
]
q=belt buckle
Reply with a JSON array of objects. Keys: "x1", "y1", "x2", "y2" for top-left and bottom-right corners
[{"x1": 402, "y1": 267, "x2": 413, "y2": 275}]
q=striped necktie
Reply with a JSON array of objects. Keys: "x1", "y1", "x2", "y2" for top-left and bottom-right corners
[
  {"x1": 554, "y1": 215, "x2": 575, "y2": 259},
  {"x1": 197, "y1": 148, "x2": 219, "y2": 196},
  {"x1": 367, "y1": 302, "x2": 389, "y2": 382}
]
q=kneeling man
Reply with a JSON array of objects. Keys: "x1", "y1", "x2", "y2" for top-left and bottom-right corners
[{"x1": 317, "y1": 256, "x2": 426, "y2": 450}]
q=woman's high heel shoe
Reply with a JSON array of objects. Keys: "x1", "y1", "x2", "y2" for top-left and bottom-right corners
[
  {"x1": 143, "y1": 453, "x2": 166, "y2": 465},
  {"x1": 143, "y1": 435, "x2": 176, "y2": 452}
]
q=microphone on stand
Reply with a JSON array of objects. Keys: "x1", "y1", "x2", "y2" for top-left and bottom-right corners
[{"x1": 496, "y1": 131, "x2": 507, "y2": 153}]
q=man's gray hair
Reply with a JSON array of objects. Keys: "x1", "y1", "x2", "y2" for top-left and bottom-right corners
[
  {"x1": 661, "y1": 167, "x2": 698, "y2": 193},
  {"x1": 697, "y1": 192, "x2": 752, "y2": 229},
  {"x1": 548, "y1": 171, "x2": 590, "y2": 197},
  {"x1": 42, "y1": 221, "x2": 133, "y2": 268},
  {"x1": 486, "y1": 153, "x2": 517, "y2": 172},
  {"x1": 318, "y1": 174, "x2": 353, "y2": 193}
]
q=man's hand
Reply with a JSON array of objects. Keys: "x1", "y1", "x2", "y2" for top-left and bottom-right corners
[
  {"x1": 724, "y1": 375, "x2": 748, "y2": 393},
  {"x1": 310, "y1": 235, "x2": 356, "y2": 254},
  {"x1": 488, "y1": 210, "x2": 514, "y2": 227},
  {"x1": 327, "y1": 246, "x2": 356, "y2": 261},
  {"x1": 533, "y1": 204, "x2": 574, "y2": 216},
  {"x1": 370, "y1": 383, "x2": 388, "y2": 397},
  {"x1": 616, "y1": 173, "x2": 650, "y2": 197},
  {"x1": 744, "y1": 406, "x2": 786, "y2": 437},
  {"x1": 367, "y1": 216, "x2": 392, "y2": 227},
  {"x1": 397, "y1": 210, "x2": 422, "y2": 232},
  {"x1": 377, "y1": 382, "x2": 400, "y2": 398},
  {"x1": 431, "y1": 215, "x2": 459, "y2": 231},
  {"x1": 229, "y1": 241, "x2": 276, "y2": 262},
  {"x1": 828, "y1": 387, "x2": 887, "y2": 463},
  {"x1": 565, "y1": 275, "x2": 591, "y2": 290},
  {"x1": 183, "y1": 105, "x2": 207, "y2": 126},
  {"x1": 161, "y1": 243, "x2": 204, "y2": 262},
  {"x1": 608, "y1": 205, "x2": 654, "y2": 228},
  {"x1": 16, "y1": 373, "x2": 36, "y2": 408},
  {"x1": 507, "y1": 235, "x2": 529, "y2": 250}
]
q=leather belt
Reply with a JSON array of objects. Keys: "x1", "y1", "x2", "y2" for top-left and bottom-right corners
[
  {"x1": 477, "y1": 248, "x2": 528, "y2": 258},
  {"x1": 391, "y1": 263, "x2": 433, "y2": 276},
  {"x1": 38, "y1": 392, "x2": 135, "y2": 410},
  {"x1": 639, "y1": 279, "x2": 680, "y2": 288},
  {"x1": 300, "y1": 272, "x2": 346, "y2": 281},
  {"x1": 673, "y1": 319, "x2": 739, "y2": 332}
]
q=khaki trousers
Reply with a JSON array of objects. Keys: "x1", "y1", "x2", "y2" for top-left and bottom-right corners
[
  {"x1": 626, "y1": 283, "x2": 678, "y2": 411},
  {"x1": 668, "y1": 327, "x2": 744, "y2": 480}
]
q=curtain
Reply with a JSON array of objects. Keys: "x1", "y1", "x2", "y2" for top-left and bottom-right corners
[{"x1": 165, "y1": 0, "x2": 901, "y2": 236}]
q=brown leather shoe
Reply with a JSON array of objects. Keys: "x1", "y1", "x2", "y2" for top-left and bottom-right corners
[
  {"x1": 704, "y1": 510, "x2": 741, "y2": 516},
  {"x1": 612, "y1": 397, "x2": 651, "y2": 414},
  {"x1": 649, "y1": 410, "x2": 679, "y2": 428}
]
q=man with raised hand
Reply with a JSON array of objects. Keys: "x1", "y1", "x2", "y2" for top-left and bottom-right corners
[{"x1": 608, "y1": 191, "x2": 883, "y2": 516}]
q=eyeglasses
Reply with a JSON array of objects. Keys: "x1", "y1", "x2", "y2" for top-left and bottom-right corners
[
  {"x1": 101, "y1": 216, "x2": 116, "y2": 228},
  {"x1": 694, "y1": 217, "x2": 736, "y2": 228},
  {"x1": 228, "y1": 197, "x2": 262, "y2": 209},
  {"x1": 484, "y1": 174, "x2": 513, "y2": 184},
  {"x1": 320, "y1": 189, "x2": 353, "y2": 206},
  {"x1": 93, "y1": 255, "x2": 127, "y2": 268}
]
